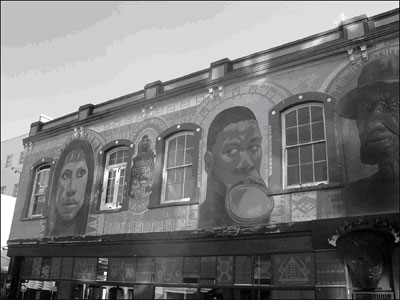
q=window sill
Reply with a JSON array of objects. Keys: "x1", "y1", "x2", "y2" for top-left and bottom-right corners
[
  {"x1": 98, "y1": 208, "x2": 122, "y2": 213},
  {"x1": 268, "y1": 182, "x2": 343, "y2": 196},
  {"x1": 21, "y1": 216, "x2": 46, "y2": 221},
  {"x1": 148, "y1": 199, "x2": 198, "y2": 209}
]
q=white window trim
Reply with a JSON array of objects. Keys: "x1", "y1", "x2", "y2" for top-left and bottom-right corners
[
  {"x1": 282, "y1": 103, "x2": 329, "y2": 189},
  {"x1": 28, "y1": 165, "x2": 50, "y2": 217},
  {"x1": 100, "y1": 147, "x2": 128, "y2": 210},
  {"x1": 161, "y1": 131, "x2": 194, "y2": 204}
]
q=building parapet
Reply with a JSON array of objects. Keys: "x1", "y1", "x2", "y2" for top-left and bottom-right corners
[{"x1": 23, "y1": 8, "x2": 399, "y2": 144}]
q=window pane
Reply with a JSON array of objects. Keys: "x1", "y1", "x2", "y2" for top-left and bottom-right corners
[
  {"x1": 300, "y1": 145, "x2": 312, "y2": 164},
  {"x1": 167, "y1": 150, "x2": 176, "y2": 168},
  {"x1": 285, "y1": 111, "x2": 297, "y2": 128},
  {"x1": 287, "y1": 166, "x2": 299, "y2": 186},
  {"x1": 184, "y1": 181, "x2": 193, "y2": 198},
  {"x1": 285, "y1": 128, "x2": 298, "y2": 146},
  {"x1": 169, "y1": 137, "x2": 177, "y2": 152},
  {"x1": 314, "y1": 161, "x2": 327, "y2": 181},
  {"x1": 312, "y1": 122, "x2": 325, "y2": 141},
  {"x1": 166, "y1": 184, "x2": 175, "y2": 200},
  {"x1": 174, "y1": 183, "x2": 183, "y2": 200},
  {"x1": 298, "y1": 124, "x2": 311, "y2": 144},
  {"x1": 184, "y1": 148, "x2": 193, "y2": 165},
  {"x1": 33, "y1": 195, "x2": 46, "y2": 215},
  {"x1": 177, "y1": 135, "x2": 185, "y2": 151},
  {"x1": 109, "y1": 152, "x2": 117, "y2": 165},
  {"x1": 313, "y1": 142, "x2": 326, "y2": 161},
  {"x1": 287, "y1": 147, "x2": 299, "y2": 166},
  {"x1": 175, "y1": 167, "x2": 184, "y2": 183},
  {"x1": 300, "y1": 163, "x2": 313, "y2": 183},
  {"x1": 311, "y1": 106, "x2": 323, "y2": 122},
  {"x1": 184, "y1": 166, "x2": 193, "y2": 181},
  {"x1": 176, "y1": 150, "x2": 185, "y2": 166},
  {"x1": 298, "y1": 107, "x2": 310, "y2": 125},
  {"x1": 167, "y1": 169, "x2": 176, "y2": 184},
  {"x1": 186, "y1": 134, "x2": 194, "y2": 148}
]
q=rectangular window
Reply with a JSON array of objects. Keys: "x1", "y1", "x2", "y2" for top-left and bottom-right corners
[
  {"x1": 1, "y1": 186, "x2": 6, "y2": 194},
  {"x1": 5, "y1": 154, "x2": 13, "y2": 168},
  {"x1": 100, "y1": 147, "x2": 129, "y2": 210},
  {"x1": 19, "y1": 151, "x2": 25, "y2": 165},
  {"x1": 282, "y1": 104, "x2": 328, "y2": 188},
  {"x1": 12, "y1": 183, "x2": 19, "y2": 197},
  {"x1": 29, "y1": 165, "x2": 50, "y2": 217},
  {"x1": 161, "y1": 132, "x2": 194, "y2": 203}
]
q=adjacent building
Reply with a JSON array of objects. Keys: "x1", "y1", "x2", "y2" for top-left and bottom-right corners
[{"x1": 5, "y1": 8, "x2": 399, "y2": 300}]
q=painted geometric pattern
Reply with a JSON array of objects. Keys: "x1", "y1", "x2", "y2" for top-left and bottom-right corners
[
  {"x1": 272, "y1": 252, "x2": 315, "y2": 285},
  {"x1": 291, "y1": 192, "x2": 317, "y2": 222},
  {"x1": 216, "y1": 256, "x2": 234, "y2": 285}
]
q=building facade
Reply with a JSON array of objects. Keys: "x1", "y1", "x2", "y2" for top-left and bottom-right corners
[{"x1": 6, "y1": 8, "x2": 399, "y2": 300}]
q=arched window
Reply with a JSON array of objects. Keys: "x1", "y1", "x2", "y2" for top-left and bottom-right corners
[
  {"x1": 269, "y1": 92, "x2": 341, "y2": 192},
  {"x1": 29, "y1": 165, "x2": 51, "y2": 217},
  {"x1": 100, "y1": 146, "x2": 129, "y2": 210},
  {"x1": 161, "y1": 131, "x2": 195, "y2": 203},
  {"x1": 149, "y1": 123, "x2": 202, "y2": 208},
  {"x1": 22, "y1": 157, "x2": 55, "y2": 219},
  {"x1": 282, "y1": 103, "x2": 328, "y2": 187}
]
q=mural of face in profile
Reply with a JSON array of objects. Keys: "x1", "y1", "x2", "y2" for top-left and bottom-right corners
[
  {"x1": 199, "y1": 106, "x2": 274, "y2": 229},
  {"x1": 47, "y1": 139, "x2": 94, "y2": 236},
  {"x1": 336, "y1": 55, "x2": 399, "y2": 216}
]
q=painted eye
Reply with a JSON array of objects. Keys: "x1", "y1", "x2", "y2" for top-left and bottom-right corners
[
  {"x1": 61, "y1": 171, "x2": 71, "y2": 180},
  {"x1": 390, "y1": 101, "x2": 399, "y2": 110},
  {"x1": 77, "y1": 168, "x2": 87, "y2": 178},
  {"x1": 249, "y1": 145, "x2": 260, "y2": 153},
  {"x1": 226, "y1": 148, "x2": 239, "y2": 155}
]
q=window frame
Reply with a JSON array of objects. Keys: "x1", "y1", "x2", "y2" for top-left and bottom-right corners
[
  {"x1": 96, "y1": 140, "x2": 134, "y2": 212},
  {"x1": 149, "y1": 123, "x2": 202, "y2": 208},
  {"x1": 5, "y1": 154, "x2": 13, "y2": 168},
  {"x1": 161, "y1": 131, "x2": 195, "y2": 204},
  {"x1": 268, "y1": 92, "x2": 341, "y2": 193},
  {"x1": 281, "y1": 103, "x2": 329, "y2": 188},
  {"x1": 21, "y1": 157, "x2": 55, "y2": 220},
  {"x1": 12, "y1": 183, "x2": 19, "y2": 198}
]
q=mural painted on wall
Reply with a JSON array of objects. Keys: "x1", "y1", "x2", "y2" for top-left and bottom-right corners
[
  {"x1": 199, "y1": 106, "x2": 274, "y2": 228},
  {"x1": 336, "y1": 55, "x2": 399, "y2": 216},
  {"x1": 47, "y1": 139, "x2": 94, "y2": 236},
  {"x1": 128, "y1": 135, "x2": 156, "y2": 200}
]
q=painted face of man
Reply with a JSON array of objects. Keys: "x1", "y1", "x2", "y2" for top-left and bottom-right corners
[
  {"x1": 210, "y1": 119, "x2": 264, "y2": 192},
  {"x1": 141, "y1": 136, "x2": 151, "y2": 152},
  {"x1": 56, "y1": 151, "x2": 88, "y2": 221},
  {"x1": 356, "y1": 90, "x2": 399, "y2": 164}
]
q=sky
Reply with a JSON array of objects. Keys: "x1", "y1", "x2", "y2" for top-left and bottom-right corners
[{"x1": 1, "y1": 1, "x2": 399, "y2": 142}]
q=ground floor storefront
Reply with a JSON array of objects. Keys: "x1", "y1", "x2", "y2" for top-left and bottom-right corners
[{"x1": 6, "y1": 214, "x2": 399, "y2": 299}]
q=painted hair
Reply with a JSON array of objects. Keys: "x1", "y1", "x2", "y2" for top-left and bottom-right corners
[
  {"x1": 47, "y1": 139, "x2": 94, "y2": 237},
  {"x1": 207, "y1": 106, "x2": 258, "y2": 152}
]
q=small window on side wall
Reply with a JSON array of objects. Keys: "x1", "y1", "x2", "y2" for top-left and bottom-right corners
[
  {"x1": 28, "y1": 164, "x2": 51, "y2": 218},
  {"x1": 100, "y1": 146, "x2": 129, "y2": 210},
  {"x1": 161, "y1": 131, "x2": 195, "y2": 203},
  {"x1": 282, "y1": 103, "x2": 328, "y2": 187}
]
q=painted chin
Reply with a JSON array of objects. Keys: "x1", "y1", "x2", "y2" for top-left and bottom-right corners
[{"x1": 58, "y1": 198, "x2": 81, "y2": 220}]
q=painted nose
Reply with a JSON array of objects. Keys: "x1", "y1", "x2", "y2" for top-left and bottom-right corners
[
  {"x1": 237, "y1": 151, "x2": 254, "y2": 173},
  {"x1": 66, "y1": 179, "x2": 77, "y2": 196},
  {"x1": 364, "y1": 113, "x2": 386, "y2": 135}
]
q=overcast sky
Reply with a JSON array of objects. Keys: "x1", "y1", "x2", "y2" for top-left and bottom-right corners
[{"x1": 1, "y1": 1, "x2": 398, "y2": 142}]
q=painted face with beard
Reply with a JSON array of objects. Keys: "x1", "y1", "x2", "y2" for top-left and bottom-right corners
[
  {"x1": 356, "y1": 90, "x2": 399, "y2": 164},
  {"x1": 56, "y1": 149, "x2": 88, "y2": 222}
]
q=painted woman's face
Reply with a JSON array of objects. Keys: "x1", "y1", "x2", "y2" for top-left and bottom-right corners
[{"x1": 56, "y1": 159, "x2": 88, "y2": 221}]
